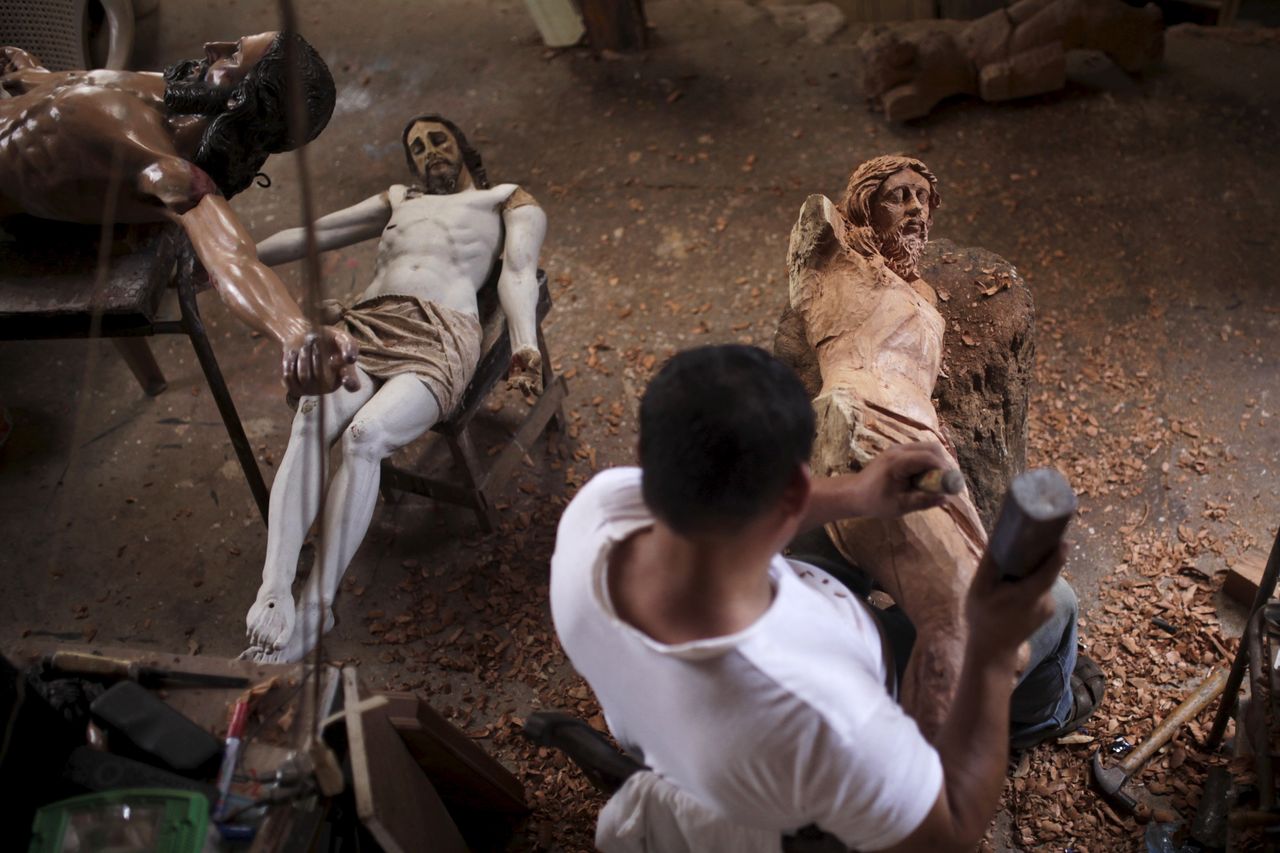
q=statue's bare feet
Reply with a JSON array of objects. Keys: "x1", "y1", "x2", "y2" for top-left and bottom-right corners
[
  {"x1": 241, "y1": 598, "x2": 334, "y2": 664},
  {"x1": 246, "y1": 586, "x2": 296, "y2": 651},
  {"x1": 507, "y1": 346, "x2": 544, "y2": 397}
]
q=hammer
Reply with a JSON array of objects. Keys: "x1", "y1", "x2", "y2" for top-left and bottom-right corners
[{"x1": 1092, "y1": 667, "x2": 1228, "y2": 811}]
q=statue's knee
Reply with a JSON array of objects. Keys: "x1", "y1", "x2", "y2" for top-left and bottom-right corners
[{"x1": 342, "y1": 419, "x2": 390, "y2": 462}]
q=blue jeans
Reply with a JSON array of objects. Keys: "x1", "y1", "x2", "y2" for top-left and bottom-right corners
[{"x1": 792, "y1": 551, "x2": 1078, "y2": 743}]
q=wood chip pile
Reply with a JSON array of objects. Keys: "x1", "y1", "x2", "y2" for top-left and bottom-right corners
[{"x1": 991, "y1": 302, "x2": 1265, "y2": 851}]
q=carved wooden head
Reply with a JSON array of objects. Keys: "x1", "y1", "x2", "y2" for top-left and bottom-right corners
[{"x1": 841, "y1": 155, "x2": 940, "y2": 279}]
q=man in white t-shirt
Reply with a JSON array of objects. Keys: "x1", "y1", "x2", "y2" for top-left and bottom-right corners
[{"x1": 550, "y1": 345, "x2": 1075, "y2": 851}]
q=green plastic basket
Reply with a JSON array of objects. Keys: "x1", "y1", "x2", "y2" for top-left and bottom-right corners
[{"x1": 28, "y1": 788, "x2": 209, "y2": 853}]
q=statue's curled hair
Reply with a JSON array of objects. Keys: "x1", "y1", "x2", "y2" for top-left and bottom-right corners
[
  {"x1": 164, "y1": 31, "x2": 336, "y2": 198},
  {"x1": 839, "y1": 154, "x2": 940, "y2": 259}
]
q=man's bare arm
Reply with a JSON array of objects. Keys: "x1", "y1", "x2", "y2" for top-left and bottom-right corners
[
  {"x1": 799, "y1": 442, "x2": 953, "y2": 531},
  {"x1": 499, "y1": 191, "x2": 546, "y2": 394},
  {"x1": 256, "y1": 191, "x2": 393, "y2": 266}
]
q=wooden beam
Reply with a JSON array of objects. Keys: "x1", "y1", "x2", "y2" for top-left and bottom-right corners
[{"x1": 578, "y1": 0, "x2": 647, "y2": 52}]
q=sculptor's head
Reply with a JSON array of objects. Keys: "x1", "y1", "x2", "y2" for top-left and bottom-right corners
[
  {"x1": 639, "y1": 345, "x2": 814, "y2": 545},
  {"x1": 163, "y1": 31, "x2": 336, "y2": 198},
  {"x1": 840, "y1": 154, "x2": 940, "y2": 280},
  {"x1": 401, "y1": 115, "x2": 490, "y2": 194}
]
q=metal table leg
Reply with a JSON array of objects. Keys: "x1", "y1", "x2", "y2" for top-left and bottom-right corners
[
  {"x1": 177, "y1": 278, "x2": 270, "y2": 526},
  {"x1": 1207, "y1": 522, "x2": 1280, "y2": 749}
]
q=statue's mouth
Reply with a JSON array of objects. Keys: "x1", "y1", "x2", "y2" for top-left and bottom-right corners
[{"x1": 901, "y1": 219, "x2": 925, "y2": 234}]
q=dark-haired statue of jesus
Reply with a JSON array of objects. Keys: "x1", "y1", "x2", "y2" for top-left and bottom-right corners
[
  {"x1": 242, "y1": 115, "x2": 546, "y2": 662},
  {"x1": 0, "y1": 32, "x2": 354, "y2": 396}
]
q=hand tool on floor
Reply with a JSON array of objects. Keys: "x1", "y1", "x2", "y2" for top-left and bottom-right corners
[
  {"x1": 910, "y1": 467, "x2": 964, "y2": 495},
  {"x1": 1092, "y1": 666, "x2": 1229, "y2": 812},
  {"x1": 47, "y1": 651, "x2": 250, "y2": 688}
]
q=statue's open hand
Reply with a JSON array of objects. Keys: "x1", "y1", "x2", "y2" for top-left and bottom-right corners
[
  {"x1": 282, "y1": 327, "x2": 360, "y2": 397},
  {"x1": 507, "y1": 346, "x2": 544, "y2": 397},
  {"x1": 854, "y1": 441, "x2": 957, "y2": 519},
  {"x1": 1, "y1": 47, "x2": 41, "y2": 76}
]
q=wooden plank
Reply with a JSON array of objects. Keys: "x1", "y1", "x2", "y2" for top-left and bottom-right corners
[
  {"x1": 1225, "y1": 551, "x2": 1269, "y2": 607},
  {"x1": 579, "y1": 0, "x2": 647, "y2": 52},
  {"x1": 342, "y1": 669, "x2": 465, "y2": 853},
  {"x1": 937, "y1": 0, "x2": 1004, "y2": 20},
  {"x1": 485, "y1": 375, "x2": 568, "y2": 488},
  {"x1": 379, "y1": 463, "x2": 481, "y2": 507},
  {"x1": 381, "y1": 692, "x2": 527, "y2": 815},
  {"x1": 845, "y1": 0, "x2": 935, "y2": 21}
]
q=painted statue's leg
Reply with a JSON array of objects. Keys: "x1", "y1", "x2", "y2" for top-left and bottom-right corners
[
  {"x1": 253, "y1": 374, "x2": 442, "y2": 663},
  {"x1": 245, "y1": 368, "x2": 376, "y2": 650}
]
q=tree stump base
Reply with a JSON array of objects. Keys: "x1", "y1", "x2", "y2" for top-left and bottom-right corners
[{"x1": 774, "y1": 238, "x2": 1035, "y2": 528}]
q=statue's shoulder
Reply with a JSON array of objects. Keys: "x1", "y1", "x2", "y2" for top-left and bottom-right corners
[
  {"x1": 490, "y1": 183, "x2": 539, "y2": 212},
  {"x1": 387, "y1": 184, "x2": 412, "y2": 206}
]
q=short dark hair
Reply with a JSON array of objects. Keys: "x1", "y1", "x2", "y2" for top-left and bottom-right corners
[
  {"x1": 639, "y1": 345, "x2": 815, "y2": 536},
  {"x1": 400, "y1": 114, "x2": 491, "y2": 189},
  {"x1": 164, "y1": 31, "x2": 336, "y2": 198}
]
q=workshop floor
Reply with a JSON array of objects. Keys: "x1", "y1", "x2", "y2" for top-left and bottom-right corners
[{"x1": 1, "y1": 1, "x2": 1277, "y2": 849}]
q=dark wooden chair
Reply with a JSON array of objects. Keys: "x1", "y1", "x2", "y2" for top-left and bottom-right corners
[
  {"x1": 377, "y1": 268, "x2": 568, "y2": 532},
  {"x1": 0, "y1": 220, "x2": 270, "y2": 523}
]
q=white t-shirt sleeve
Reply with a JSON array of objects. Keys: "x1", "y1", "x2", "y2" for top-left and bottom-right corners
[{"x1": 742, "y1": 699, "x2": 943, "y2": 852}]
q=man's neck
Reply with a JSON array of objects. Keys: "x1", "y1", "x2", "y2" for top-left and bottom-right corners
[{"x1": 607, "y1": 521, "x2": 776, "y2": 645}]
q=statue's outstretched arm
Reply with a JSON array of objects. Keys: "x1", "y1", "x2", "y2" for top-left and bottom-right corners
[
  {"x1": 499, "y1": 191, "x2": 547, "y2": 394},
  {"x1": 787, "y1": 194, "x2": 844, "y2": 343},
  {"x1": 175, "y1": 186, "x2": 360, "y2": 396},
  {"x1": 256, "y1": 190, "x2": 392, "y2": 266}
]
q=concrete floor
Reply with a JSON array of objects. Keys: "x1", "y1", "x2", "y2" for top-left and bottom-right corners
[{"x1": 2, "y1": 1, "x2": 1279, "y2": 848}]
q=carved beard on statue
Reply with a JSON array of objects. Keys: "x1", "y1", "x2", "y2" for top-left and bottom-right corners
[
  {"x1": 162, "y1": 58, "x2": 232, "y2": 114},
  {"x1": 877, "y1": 217, "x2": 930, "y2": 280},
  {"x1": 420, "y1": 157, "x2": 463, "y2": 195}
]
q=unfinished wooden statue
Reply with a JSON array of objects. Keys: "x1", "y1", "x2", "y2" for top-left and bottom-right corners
[
  {"x1": 241, "y1": 115, "x2": 546, "y2": 663},
  {"x1": 784, "y1": 155, "x2": 987, "y2": 734},
  {"x1": 856, "y1": 0, "x2": 1164, "y2": 121}
]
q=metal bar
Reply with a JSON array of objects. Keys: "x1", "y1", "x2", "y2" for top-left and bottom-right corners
[
  {"x1": 177, "y1": 276, "x2": 270, "y2": 525},
  {"x1": 1208, "y1": 523, "x2": 1280, "y2": 748},
  {"x1": 1246, "y1": 608, "x2": 1273, "y2": 809}
]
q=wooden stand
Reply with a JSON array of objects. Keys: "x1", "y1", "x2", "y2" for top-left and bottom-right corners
[
  {"x1": 378, "y1": 272, "x2": 568, "y2": 532},
  {"x1": 578, "y1": 0, "x2": 647, "y2": 52}
]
